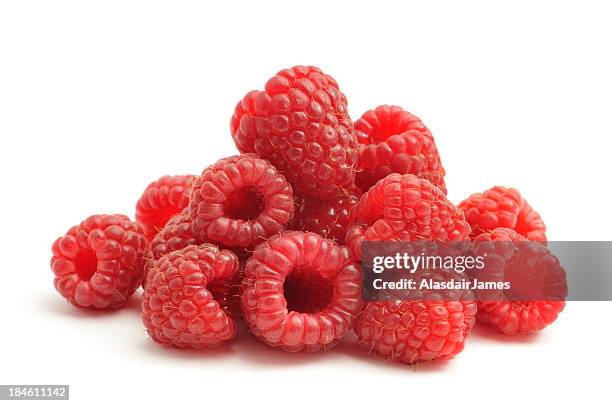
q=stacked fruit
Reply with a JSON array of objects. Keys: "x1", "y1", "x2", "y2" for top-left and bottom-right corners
[{"x1": 50, "y1": 65, "x2": 564, "y2": 364}]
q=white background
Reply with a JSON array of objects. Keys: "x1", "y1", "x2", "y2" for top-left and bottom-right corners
[{"x1": 1, "y1": 1, "x2": 610, "y2": 405}]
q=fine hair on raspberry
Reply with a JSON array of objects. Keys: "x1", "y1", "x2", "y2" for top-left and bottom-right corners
[
  {"x1": 51, "y1": 214, "x2": 148, "y2": 310},
  {"x1": 189, "y1": 153, "x2": 294, "y2": 249},
  {"x1": 142, "y1": 244, "x2": 240, "y2": 349},
  {"x1": 240, "y1": 231, "x2": 363, "y2": 352}
]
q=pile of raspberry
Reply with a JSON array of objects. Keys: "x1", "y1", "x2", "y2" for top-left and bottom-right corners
[{"x1": 50, "y1": 65, "x2": 564, "y2": 365}]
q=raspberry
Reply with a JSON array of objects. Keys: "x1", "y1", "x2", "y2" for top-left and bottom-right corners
[
  {"x1": 458, "y1": 186, "x2": 547, "y2": 241},
  {"x1": 356, "y1": 275, "x2": 477, "y2": 364},
  {"x1": 290, "y1": 185, "x2": 361, "y2": 244},
  {"x1": 135, "y1": 175, "x2": 196, "y2": 241},
  {"x1": 354, "y1": 105, "x2": 446, "y2": 194},
  {"x1": 51, "y1": 214, "x2": 148, "y2": 310},
  {"x1": 190, "y1": 154, "x2": 294, "y2": 249},
  {"x1": 142, "y1": 209, "x2": 201, "y2": 287},
  {"x1": 240, "y1": 231, "x2": 363, "y2": 352},
  {"x1": 142, "y1": 244, "x2": 240, "y2": 349},
  {"x1": 230, "y1": 65, "x2": 358, "y2": 199},
  {"x1": 346, "y1": 174, "x2": 471, "y2": 259},
  {"x1": 516, "y1": 200, "x2": 547, "y2": 241},
  {"x1": 145, "y1": 209, "x2": 252, "y2": 271},
  {"x1": 148, "y1": 210, "x2": 199, "y2": 262},
  {"x1": 142, "y1": 209, "x2": 250, "y2": 316},
  {"x1": 472, "y1": 228, "x2": 565, "y2": 335}
]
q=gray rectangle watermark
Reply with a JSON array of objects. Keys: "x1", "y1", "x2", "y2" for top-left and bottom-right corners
[
  {"x1": 360, "y1": 241, "x2": 612, "y2": 301},
  {"x1": 0, "y1": 385, "x2": 69, "y2": 400}
]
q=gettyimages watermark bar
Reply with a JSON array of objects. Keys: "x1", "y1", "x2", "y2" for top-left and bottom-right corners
[{"x1": 360, "y1": 241, "x2": 612, "y2": 301}]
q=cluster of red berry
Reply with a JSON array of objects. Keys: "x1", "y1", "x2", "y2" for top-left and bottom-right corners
[{"x1": 50, "y1": 65, "x2": 564, "y2": 364}]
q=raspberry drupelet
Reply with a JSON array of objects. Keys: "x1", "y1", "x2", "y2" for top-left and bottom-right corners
[
  {"x1": 354, "y1": 105, "x2": 446, "y2": 194},
  {"x1": 230, "y1": 65, "x2": 358, "y2": 199},
  {"x1": 142, "y1": 244, "x2": 240, "y2": 349},
  {"x1": 240, "y1": 231, "x2": 363, "y2": 352},
  {"x1": 189, "y1": 154, "x2": 294, "y2": 249},
  {"x1": 135, "y1": 175, "x2": 196, "y2": 241},
  {"x1": 51, "y1": 214, "x2": 148, "y2": 310}
]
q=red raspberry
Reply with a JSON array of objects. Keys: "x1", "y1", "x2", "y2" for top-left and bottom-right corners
[
  {"x1": 346, "y1": 174, "x2": 471, "y2": 259},
  {"x1": 230, "y1": 65, "x2": 358, "y2": 199},
  {"x1": 145, "y1": 209, "x2": 252, "y2": 273},
  {"x1": 356, "y1": 277, "x2": 477, "y2": 364},
  {"x1": 142, "y1": 244, "x2": 240, "y2": 349},
  {"x1": 189, "y1": 154, "x2": 294, "y2": 249},
  {"x1": 135, "y1": 175, "x2": 196, "y2": 241},
  {"x1": 51, "y1": 214, "x2": 148, "y2": 310},
  {"x1": 148, "y1": 210, "x2": 199, "y2": 262},
  {"x1": 458, "y1": 186, "x2": 547, "y2": 241},
  {"x1": 472, "y1": 228, "x2": 565, "y2": 335},
  {"x1": 142, "y1": 210, "x2": 250, "y2": 317},
  {"x1": 142, "y1": 209, "x2": 200, "y2": 287},
  {"x1": 240, "y1": 231, "x2": 363, "y2": 352},
  {"x1": 290, "y1": 185, "x2": 361, "y2": 244},
  {"x1": 354, "y1": 105, "x2": 446, "y2": 194}
]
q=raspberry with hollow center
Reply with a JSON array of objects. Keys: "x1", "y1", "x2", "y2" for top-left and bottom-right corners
[
  {"x1": 458, "y1": 186, "x2": 547, "y2": 241},
  {"x1": 135, "y1": 175, "x2": 196, "y2": 241},
  {"x1": 354, "y1": 105, "x2": 446, "y2": 194},
  {"x1": 189, "y1": 154, "x2": 294, "y2": 249},
  {"x1": 142, "y1": 244, "x2": 240, "y2": 349},
  {"x1": 230, "y1": 65, "x2": 358, "y2": 199},
  {"x1": 51, "y1": 214, "x2": 148, "y2": 310},
  {"x1": 290, "y1": 185, "x2": 361, "y2": 244},
  {"x1": 346, "y1": 174, "x2": 471, "y2": 259},
  {"x1": 472, "y1": 228, "x2": 565, "y2": 335},
  {"x1": 240, "y1": 231, "x2": 363, "y2": 352}
]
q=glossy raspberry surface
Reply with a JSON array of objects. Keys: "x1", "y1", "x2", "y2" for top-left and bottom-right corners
[
  {"x1": 458, "y1": 186, "x2": 547, "y2": 241},
  {"x1": 142, "y1": 244, "x2": 240, "y2": 349},
  {"x1": 346, "y1": 174, "x2": 471, "y2": 258},
  {"x1": 230, "y1": 65, "x2": 358, "y2": 199},
  {"x1": 189, "y1": 154, "x2": 294, "y2": 249},
  {"x1": 354, "y1": 105, "x2": 446, "y2": 194},
  {"x1": 290, "y1": 185, "x2": 361, "y2": 244},
  {"x1": 51, "y1": 214, "x2": 148, "y2": 310},
  {"x1": 135, "y1": 175, "x2": 196, "y2": 241},
  {"x1": 240, "y1": 231, "x2": 362, "y2": 352},
  {"x1": 356, "y1": 283, "x2": 477, "y2": 364},
  {"x1": 472, "y1": 228, "x2": 565, "y2": 335}
]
